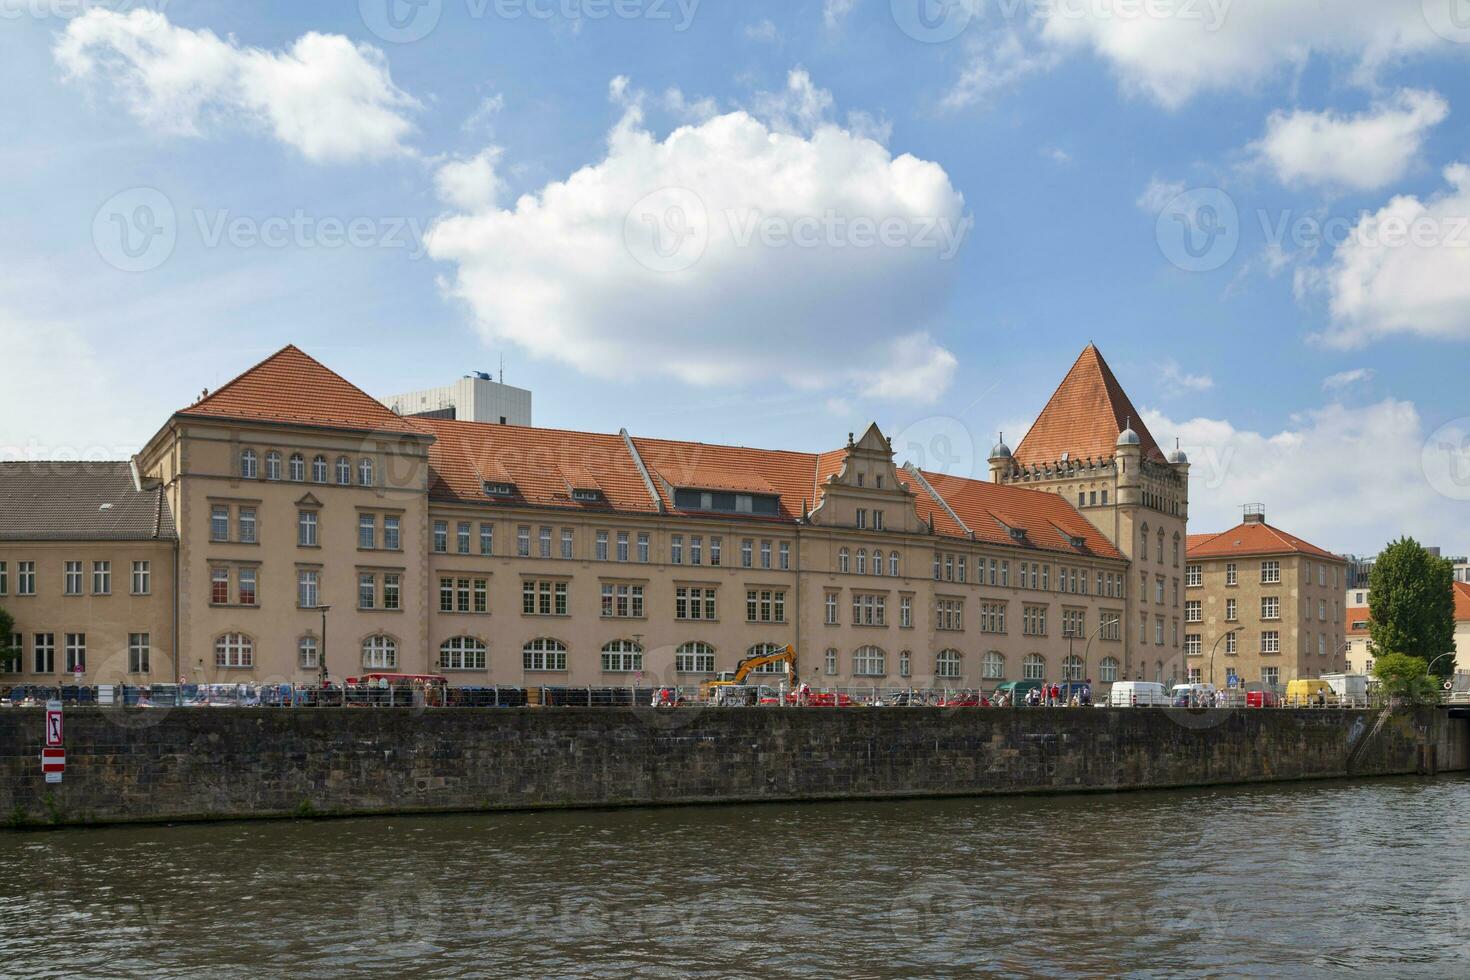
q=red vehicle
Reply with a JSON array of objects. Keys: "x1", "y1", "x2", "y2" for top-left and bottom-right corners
[
  {"x1": 937, "y1": 692, "x2": 991, "y2": 708},
  {"x1": 1246, "y1": 690, "x2": 1278, "y2": 708},
  {"x1": 758, "y1": 691, "x2": 855, "y2": 707}
]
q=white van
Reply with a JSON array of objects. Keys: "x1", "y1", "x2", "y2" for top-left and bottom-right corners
[
  {"x1": 1110, "y1": 681, "x2": 1169, "y2": 707},
  {"x1": 1170, "y1": 683, "x2": 1219, "y2": 706}
]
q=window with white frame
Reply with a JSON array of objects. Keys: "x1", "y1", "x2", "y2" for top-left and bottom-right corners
[
  {"x1": 523, "y1": 637, "x2": 567, "y2": 672},
  {"x1": 838, "y1": 547, "x2": 850, "y2": 573},
  {"x1": 359, "y1": 514, "x2": 376, "y2": 550},
  {"x1": 289, "y1": 453, "x2": 305, "y2": 482},
  {"x1": 1226, "y1": 563, "x2": 1237, "y2": 586},
  {"x1": 65, "y1": 632, "x2": 87, "y2": 671},
  {"x1": 1062, "y1": 655, "x2": 1083, "y2": 682},
  {"x1": 898, "y1": 649, "x2": 911, "y2": 677},
  {"x1": 440, "y1": 636, "x2": 487, "y2": 671},
  {"x1": 853, "y1": 645, "x2": 886, "y2": 677},
  {"x1": 298, "y1": 635, "x2": 319, "y2": 670},
  {"x1": 675, "y1": 642, "x2": 716, "y2": 674},
  {"x1": 312, "y1": 455, "x2": 327, "y2": 483},
  {"x1": 523, "y1": 580, "x2": 569, "y2": 616},
  {"x1": 1101, "y1": 611, "x2": 1121, "y2": 641},
  {"x1": 1260, "y1": 560, "x2": 1280, "y2": 584},
  {"x1": 62, "y1": 562, "x2": 82, "y2": 596},
  {"x1": 240, "y1": 448, "x2": 257, "y2": 479},
  {"x1": 935, "y1": 598, "x2": 963, "y2": 631},
  {"x1": 32, "y1": 633, "x2": 53, "y2": 673},
  {"x1": 749, "y1": 643, "x2": 789, "y2": 673},
  {"x1": 1186, "y1": 564, "x2": 1202, "y2": 587},
  {"x1": 824, "y1": 648, "x2": 838, "y2": 675},
  {"x1": 746, "y1": 589, "x2": 786, "y2": 623},
  {"x1": 1261, "y1": 596, "x2": 1280, "y2": 620},
  {"x1": 265, "y1": 451, "x2": 281, "y2": 481},
  {"x1": 1062, "y1": 608, "x2": 1085, "y2": 638},
  {"x1": 1023, "y1": 653, "x2": 1046, "y2": 681},
  {"x1": 852, "y1": 593, "x2": 886, "y2": 627},
  {"x1": 215, "y1": 632, "x2": 252, "y2": 669},
  {"x1": 983, "y1": 650, "x2": 1005, "y2": 680},
  {"x1": 856, "y1": 550, "x2": 867, "y2": 575},
  {"x1": 358, "y1": 458, "x2": 374, "y2": 487},
  {"x1": 1261, "y1": 630, "x2": 1280, "y2": 654},
  {"x1": 900, "y1": 595, "x2": 912, "y2": 628},
  {"x1": 824, "y1": 591, "x2": 838, "y2": 625},
  {"x1": 618, "y1": 531, "x2": 630, "y2": 562},
  {"x1": 336, "y1": 456, "x2": 351, "y2": 485},
  {"x1": 601, "y1": 640, "x2": 643, "y2": 672},
  {"x1": 131, "y1": 560, "x2": 150, "y2": 595},
  {"x1": 1185, "y1": 634, "x2": 1202, "y2": 656},
  {"x1": 128, "y1": 633, "x2": 150, "y2": 674},
  {"x1": 1226, "y1": 632, "x2": 1237, "y2": 655},
  {"x1": 91, "y1": 561, "x2": 110, "y2": 595},
  {"x1": 637, "y1": 533, "x2": 649, "y2": 563},
  {"x1": 1099, "y1": 657, "x2": 1119, "y2": 683},
  {"x1": 298, "y1": 510, "x2": 318, "y2": 547},
  {"x1": 889, "y1": 552, "x2": 900, "y2": 576},
  {"x1": 1225, "y1": 598, "x2": 1237, "y2": 621},
  {"x1": 675, "y1": 586, "x2": 716, "y2": 620},
  {"x1": 297, "y1": 570, "x2": 319, "y2": 609},
  {"x1": 1185, "y1": 600, "x2": 1202, "y2": 623},
  {"x1": 936, "y1": 649, "x2": 961, "y2": 679},
  {"x1": 362, "y1": 635, "x2": 397, "y2": 669},
  {"x1": 601, "y1": 583, "x2": 644, "y2": 618},
  {"x1": 561, "y1": 528, "x2": 574, "y2": 560},
  {"x1": 741, "y1": 539, "x2": 753, "y2": 567},
  {"x1": 980, "y1": 602, "x2": 1006, "y2": 634},
  {"x1": 234, "y1": 505, "x2": 253, "y2": 541}
]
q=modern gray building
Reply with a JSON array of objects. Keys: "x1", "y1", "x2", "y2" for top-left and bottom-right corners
[{"x1": 381, "y1": 372, "x2": 532, "y2": 426}]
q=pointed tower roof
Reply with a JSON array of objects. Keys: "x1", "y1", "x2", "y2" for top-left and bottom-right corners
[
  {"x1": 177, "y1": 345, "x2": 425, "y2": 435},
  {"x1": 1013, "y1": 344, "x2": 1165, "y2": 466}
]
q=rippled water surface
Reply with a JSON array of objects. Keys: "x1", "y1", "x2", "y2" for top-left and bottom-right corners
[{"x1": 3, "y1": 777, "x2": 1470, "y2": 978}]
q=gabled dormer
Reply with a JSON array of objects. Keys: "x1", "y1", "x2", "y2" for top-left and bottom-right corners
[{"x1": 807, "y1": 423, "x2": 926, "y2": 533}]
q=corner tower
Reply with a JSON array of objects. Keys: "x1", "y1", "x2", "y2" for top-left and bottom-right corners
[{"x1": 993, "y1": 345, "x2": 1190, "y2": 685}]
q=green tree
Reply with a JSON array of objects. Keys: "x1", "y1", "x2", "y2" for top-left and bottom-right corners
[
  {"x1": 1372, "y1": 652, "x2": 1441, "y2": 705},
  {"x1": 1369, "y1": 538, "x2": 1456, "y2": 677},
  {"x1": 0, "y1": 606, "x2": 15, "y2": 671}
]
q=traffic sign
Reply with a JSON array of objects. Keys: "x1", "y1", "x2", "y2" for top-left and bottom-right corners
[
  {"x1": 45, "y1": 701, "x2": 62, "y2": 747},
  {"x1": 41, "y1": 748, "x2": 64, "y2": 783},
  {"x1": 73, "y1": 665, "x2": 83, "y2": 679}
]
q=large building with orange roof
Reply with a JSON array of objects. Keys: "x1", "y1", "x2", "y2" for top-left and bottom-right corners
[
  {"x1": 1185, "y1": 507, "x2": 1349, "y2": 690},
  {"x1": 1, "y1": 343, "x2": 1194, "y2": 693}
]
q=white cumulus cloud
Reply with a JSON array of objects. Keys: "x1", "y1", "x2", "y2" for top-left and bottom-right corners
[
  {"x1": 1252, "y1": 90, "x2": 1449, "y2": 192},
  {"x1": 55, "y1": 9, "x2": 419, "y2": 163},
  {"x1": 1036, "y1": 1, "x2": 1451, "y2": 110},
  {"x1": 1322, "y1": 368, "x2": 1375, "y2": 390},
  {"x1": 434, "y1": 147, "x2": 506, "y2": 211},
  {"x1": 1146, "y1": 399, "x2": 1467, "y2": 554},
  {"x1": 942, "y1": 32, "x2": 1059, "y2": 111},
  {"x1": 1159, "y1": 360, "x2": 1214, "y2": 395},
  {"x1": 1310, "y1": 164, "x2": 1470, "y2": 348},
  {"x1": 426, "y1": 76, "x2": 968, "y2": 403}
]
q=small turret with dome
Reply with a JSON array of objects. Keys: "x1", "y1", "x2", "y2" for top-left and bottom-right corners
[
  {"x1": 987, "y1": 433, "x2": 1014, "y2": 481},
  {"x1": 1167, "y1": 438, "x2": 1189, "y2": 465},
  {"x1": 1116, "y1": 418, "x2": 1142, "y2": 449}
]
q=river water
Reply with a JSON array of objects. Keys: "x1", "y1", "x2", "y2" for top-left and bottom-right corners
[{"x1": 2, "y1": 777, "x2": 1468, "y2": 978}]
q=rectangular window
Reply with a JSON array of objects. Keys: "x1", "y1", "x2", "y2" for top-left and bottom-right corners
[
  {"x1": 675, "y1": 586, "x2": 717, "y2": 621},
  {"x1": 874, "y1": 511, "x2": 885, "y2": 532},
  {"x1": 473, "y1": 579, "x2": 487, "y2": 613},
  {"x1": 359, "y1": 514, "x2": 376, "y2": 550},
  {"x1": 761, "y1": 541, "x2": 772, "y2": 569},
  {"x1": 0, "y1": 561, "x2": 7, "y2": 596},
  {"x1": 478, "y1": 522, "x2": 492, "y2": 555},
  {"x1": 561, "y1": 528, "x2": 574, "y2": 560},
  {"x1": 617, "y1": 531, "x2": 630, "y2": 563},
  {"x1": 1261, "y1": 561, "x2": 1280, "y2": 584},
  {"x1": 637, "y1": 533, "x2": 649, "y2": 563},
  {"x1": 779, "y1": 541, "x2": 790, "y2": 570},
  {"x1": 1226, "y1": 598, "x2": 1237, "y2": 621},
  {"x1": 64, "y1": 561, "x2": 83, "y2": 596},
  {"x1": 517, "y1": 526, "x2": 530, "y2": 557},
  {"x1": 1155, "y1": 616, "x2": 1164, "y2": 645},
  {"x1": 824, "y1": 592, "x2": 838, "y2": 625},
  {"x1": 741, "y1": 540, "x2": 753, "y2": 568},
  {"x1": 211, "y1": 506, "x2": 229, "y2": 542},
  {"x1": 233, "y1": 507, "x2": 254, "y2": 544},
  {"x1": 64, "y1": 633, "x2": 85, "y2": 673},
  {"x1": 690, "y1": 537, "x2": 702, "y2": 566},
  {"x1": 709, "y1": 536, "x2": 721, "y2": 567},
  {"x1": 523, "y1": 580, "x2": 568, "y2": 616},
  {"x1": 676, "y1": 649, "x2": 716, "y2": 674},
  {"x1": 298, "y1": 510, "x2": 317, "y2": 547},
  {"x1": 1262, "y1": 630, "x2": 1280, "y2": 654},
  {"x1": 1185, "y1": 600, "x2": 1202, "y2": 623},
  {"x1": 91, "y1": 561, "x2": 111, "y2": 595},
  {"x1": 1226, "y1": 563, "x2": 1237, "y2": 586},
  {"x1": 851, "y1": 593, "x2": 887, "y2": 627},
  {"x1": 130, "y1": 560, "x2": 151, "y2": 596},
  {"x1": 1023, "y1": 605, "x2": 1047, "y2": 637},
  {"x1": 980, "y1": 602, "x2": 1007, "y2": 634},
  {"x1": 935, "y1": 598, "x2": 962, "y2": 631},
  {"x1": 238, "y1": 568, "x2": 256, "y2": 606},
  {"x1": 746, "y1": 589, "x2": 786, "y2": 623},
  {"x1": 380, "y1": 515, "x2": 399, "y2": 551},
  {"x1": 1262, "y1": 596, "x2": 1280, "y2": 620},
  {"x1": 1062, "y1": 608, "x2": 1085, "y2": 638},
  {"x1": 671, "y1": 535, "x2": 683, "y2": 565},
  {"x1": 456, "y1": 578, "x2": 471, "y2": 613},
  {"x1": 856, "y1": 509, "x2": 867, "y2": 530},
  {"x1": 211, "y1": 567, "x2": 229, "y2": 605},
  {"x1": 1186, "y1": 564, "x2": 1202, "y2": 587},
  {"x1": 358, "y1": 573, "x2": 375, "y2": 610},
  {"x1": 297, "y1": 570, "x2": 318, "y2": 609},
  {"x1": 33, "y1": 633, "x2": 54, "y2": 674},
  {"x1": 538, "y1": 526, "x2": 551, "y2": 558},
  {"x1": 461, "y1": 522, "x2": 474, "y2": 555},
  {"x1": 128, "y1": 633, "x2": 150, "y2": 674},
  {"x1": 1000, "y1": 561, "x2": 1009, "y2": 588},
  {"x1": 384, "y1": 574, "x2": 401, "y2": 611},
  {"x1": 600, "y1": 583, "x2": 645, "y2": 618},
  {"x1": 1185, "y1": 634, "x2": 1202, "y2": 656},
  {"x1": 596, "y1": 530, "x2": 610, "y2": 561},
  {"x1": 900, "y1": 595, "x2": 912, "y2": 628},
  {"x1": 440, "y1": 577, "x2": 455, "y2": 613}
]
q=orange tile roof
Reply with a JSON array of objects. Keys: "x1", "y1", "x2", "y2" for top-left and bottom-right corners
[
  {"x1": 418, "y1": 419, "x2": 657, "y2": 513},
  {"x1": 1014, "y1": 344, "x2": 1165, "y2": 466},
  {"x1": 1346, "y1": 607, "x2": 1372, "y2": 636},
  {"x1": 633, "y1": 437, "x2": 819, "y2": 520},
  {"x1": 1187, "y1": 521, "x2": 1343, "y2": 561},
  {"x1": 915, "y1": 470, "x2": 1124, "y2": 559},
  {"x1": 1457, "y1": 582, "x2": 1470, "y2": 623},
  {"x1": 177, "y1": 345, "x2": 424, "y2": 436}
]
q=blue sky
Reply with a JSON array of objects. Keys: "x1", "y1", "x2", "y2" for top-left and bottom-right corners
[{"x1": 4, "y1": 0, "x2": 1470, "y2": 554}]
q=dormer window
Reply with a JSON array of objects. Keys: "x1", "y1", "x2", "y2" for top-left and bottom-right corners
[
  {"x1": 484, "y1": 482, "x2": 515, "y2": 497},
  {"x1": 1069, "y1": 535, "x2": 1086, "y2": 549},
  {"x1": 673, "y1": 489, "x2": 778, "y2": 516},
  {"x1": 1008, "y1": 527, "x2": 1026, "y2": 542},
  {"x1": 571, "y1": 488, "x2": 603, "y2": 503}
]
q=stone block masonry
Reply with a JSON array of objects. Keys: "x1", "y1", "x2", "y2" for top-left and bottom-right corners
[{"x1": 0, "y1": 707, "x2": 1464, "y2": 827}]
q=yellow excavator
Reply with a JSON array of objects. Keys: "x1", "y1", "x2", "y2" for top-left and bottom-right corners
[{"x1": 699, "y1": 644, "x2": 799, "y2": 701}]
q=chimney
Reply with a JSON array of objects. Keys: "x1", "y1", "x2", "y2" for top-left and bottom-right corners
[{"x1": 1243, "y1": 503, "x2": 1266, "y2": 525}]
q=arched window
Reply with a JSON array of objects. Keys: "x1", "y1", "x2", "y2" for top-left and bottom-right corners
[
  {"x1": 1062, "y1": 655, "x2": 1084, "y2": 682},
  {"x1": 1099, "y1": 657, "x2": 1120, "y2": 683},
  {"x1": 265, "y1": 451, "x2": 282, "y2": 481},
  {"x1": 311, "y1": 455, "x2": 328, "y2": 483},
  {"x1": 362, "y1": 635, "x2": 397, "y2": 669},
  {"x1": 856, "y1": 550, "x2": 866, "y2": 575},
  {"x1": 336, "y1": 456, "x2": 351, "y2": 485},
  {"x1": 983, "y1": 650, "x2": 1005, "y2": 680},
  {"x1": 214, "y1": 633, "x2": 253, "y2": 669},
  {"x1": 297, "y1": 635, "x2": 319, "y2": 670},
  {"x1": 1023, "y1": 653, "x2": 1046, "y2": 681},
  {"x1": 240, "y1": 448, "x2": 257, "y2": 479},
  {"x1": 601, "y1": 639, "x2": 643, "y2": 672},
  {"x1": 853, "y1": 645, "x2": 886, "y2": 677},
  {"x1": 288, "y1": 453, "x2": 305, "y2": 482},
  {"x1": 871, "y1": 550, "x2": 882, "y2": 576},
  {"x1": 358, "y1": 457, "x2": 374, "y2": 487},
  {"x1": 675, "y1": 641, "x2": 715, "y2": 674},
  {"x1": 523, "y1": 637, "x2": 567, "y2": 672},
  {"x1": 838, "y1": 547, "x2": 850, "y2": 573},
  {"x1": 936, "y1": 649, "x2": 962, "y2": 679},
  {"x1": 889, "y1": 552, "x2": 900, "y2": 576},
  {"x1": 440, "y1": 636, "x2": 487, "y2": 671},
  {"x1": 747, "y1": 642, "x2": 789, "y2": 674}
]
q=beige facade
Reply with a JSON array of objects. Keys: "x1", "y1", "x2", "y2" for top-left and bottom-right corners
[{"x1": 1185, "y1": 516, "x2": 1348, "y2": 689}]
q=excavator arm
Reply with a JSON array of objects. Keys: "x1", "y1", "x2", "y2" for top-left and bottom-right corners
[{"x1": 700, "y1": 645, "x2": 798, "y2": 698}]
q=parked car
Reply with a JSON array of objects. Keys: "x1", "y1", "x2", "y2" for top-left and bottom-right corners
[
  {"x1": 937, "y1": 691, "x2": 991, "y2": 708},
  {"x1": 1109, "y1": 681, "x2": 1170, "y2": 707},
  {"x1": 1170, "y1": 683, "x2": 1219, "y2": 707},
  {"x1": 1245, "y1": 689, "x2": 1278, "y2": 708}
]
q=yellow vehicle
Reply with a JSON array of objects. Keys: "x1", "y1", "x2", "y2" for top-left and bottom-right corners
[
  {"x1": 1284, "y1": 679, "x2": 1337, "y2": 707},
  {"x1": 699, "y1": 645, "x2": 798, "y2": 700}
]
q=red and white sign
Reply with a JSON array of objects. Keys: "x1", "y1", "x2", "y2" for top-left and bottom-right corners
[
  {"x1": 41, "y1": 748, "x2": 65, "y2": 774},
  {"x1": 45, "y1": 702, "x2": 63, "y2": 748}
]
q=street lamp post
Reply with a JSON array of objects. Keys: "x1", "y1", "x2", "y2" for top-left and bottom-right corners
[
  {"x1": 1210, "y1": 626, "x2": 1244, "y2": 689},
  {"x1": 318, "y1": 605, "x2": 331, "y2": 690},
  {"x1": 1081, "y1": 619, "x2": 1107, "y2": 690}
]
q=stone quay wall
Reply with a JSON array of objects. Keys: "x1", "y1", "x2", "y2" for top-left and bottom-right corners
[{"x1": 1, "y1": 706, "x2": 1464, "y2": 827}]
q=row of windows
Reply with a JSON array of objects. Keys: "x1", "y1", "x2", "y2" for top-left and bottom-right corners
[
  {"x1": 208, "y1": 568, "x2": 404, "y2": 611},
  {"x1": 816, "y1": 646, "x2": 1127, "y2": 682},
  {"x1": 429, "y1": 521, "x2": 796, "y2": 571},
  {"x1": 1136, "y1": 525, "x2": 1182, "y2": 567},
  {"x1": 0, "y1": 560, "x2": 151, "y2": 597},
  {"x1": 240, "y1": 449, "x2": 376, "y2": 487},
  {"x1": 1186, "y1": 559, "x2": 1334, "y2": 588},
  {"x1": 1183, "y1": 631, "x2": 1287, "y2": 656},
  {"x1": 1184, "y1": 596, "x2": 1340, "y2": 625},
  {"x1": 212, "y1": 505, "x2": 404, "y2": 553},
  {"x1": 1, "y1": 632, "x2": 151, "y2": 674},
  {"x1": 930, "y1": 552, "x2": 1125, "y2": 600}
]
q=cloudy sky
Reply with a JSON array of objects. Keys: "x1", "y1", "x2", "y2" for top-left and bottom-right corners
[{"x1": 4, "y1": 0, "x2": 1470, "y2": 555}]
